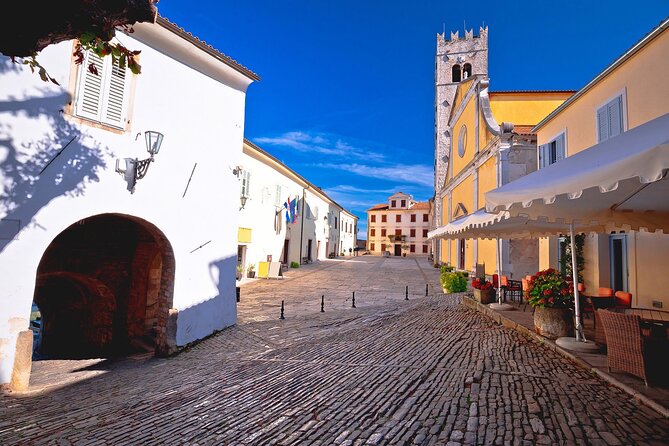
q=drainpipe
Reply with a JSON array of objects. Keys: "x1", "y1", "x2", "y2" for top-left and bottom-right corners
[{"x1": 299, "y1": 186, "x2": 307, "y2": 262}]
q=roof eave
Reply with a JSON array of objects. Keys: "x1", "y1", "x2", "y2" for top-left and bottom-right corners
[{"x1": 532, "y1": 16, "x2": 669, "y2": 133}]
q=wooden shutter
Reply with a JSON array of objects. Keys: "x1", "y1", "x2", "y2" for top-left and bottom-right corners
[
  {"x1": 100, "y1": 58, "x2": 129, "y2": 128},
  {"x1": 597, "y1": 105, "x2": 610, "y2": 142},
  {"x1": 555, "y1": 134, "x2": 566, "y2": 162},
  {"x1": 75, "y1": 51, "x2": 130, "y2": 128},
  {"x1": 607, "y1": 96, "x2": 623, "y2": 138},
  {"x1": 75, "y1": 51, "x2": 106, "y2": 121}
]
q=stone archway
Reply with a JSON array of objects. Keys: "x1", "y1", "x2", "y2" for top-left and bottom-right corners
[{"x1": 32, "y1": 213, "x2": 175, "y2": 360}]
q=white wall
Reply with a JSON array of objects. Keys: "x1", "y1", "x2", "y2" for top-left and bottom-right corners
[
  {"x1": 0, "y1": 26, "x2": 252, "y2": 383},
  {"x1": 340, "y1": 212, "x2": 357, "y2": 255},
  {"x1": 238, "y1": 152, "x2": 304, "y2": 269}
]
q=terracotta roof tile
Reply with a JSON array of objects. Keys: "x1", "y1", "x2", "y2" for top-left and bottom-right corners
[
  {"x1": 411, "y1": 202, "x2": 430, "y2": 210},
  {"x1": 367, "y1": 204, "x2": 389, "y2": 211},
  {"x1": 513, "y1": 125, "x2": 535, "y2": 135}
]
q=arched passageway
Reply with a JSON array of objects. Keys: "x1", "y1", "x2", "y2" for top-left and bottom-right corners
[{"x1": 32, "y1": 214, "x2": 175, "y2": 359}]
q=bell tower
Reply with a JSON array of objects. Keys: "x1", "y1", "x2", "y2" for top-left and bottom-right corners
[{"x1": 433, "y1": 26, "x2": 488, "y2": 261}]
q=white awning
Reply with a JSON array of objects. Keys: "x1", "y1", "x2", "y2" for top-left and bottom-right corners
[
  {"x1": 485, "y1": 113, "x2": 669, "y2": 233},
  {"x1": 427, "y1": 209, "x2": 607, "y2": 241}
]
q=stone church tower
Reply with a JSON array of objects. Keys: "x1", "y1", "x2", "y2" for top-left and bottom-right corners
[{"x1": 433, "y1": 27, "x2": 488, "y2": 259}]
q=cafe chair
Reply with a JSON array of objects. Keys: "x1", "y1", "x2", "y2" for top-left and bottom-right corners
[
  {"x1": 500, "y1": 275, "x2": 522, "y2": 304},
  {"x1": 597, "y1": 287, "x2": 614, "y2": 297},
  {"x1": 614, "y1": 291, "x2": 632, "y2": 309},
  {"x1": 598, "y1": 310, "x2": 650, "y2": 386}
]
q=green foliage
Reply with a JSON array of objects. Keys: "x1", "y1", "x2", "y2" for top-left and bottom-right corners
[
  {"x1": 440, "y1": 265, "x2": 454, "y2": 274},
  {"x1": 527, "y1": 268, "x2": 574, "y2": 308},
  {"x1": 559, "y1": 234, "x2": 585, "y2": 282},
  {"x1": 290, "y1": 261, "x2": 300, "y2": 268},
  {"x1": 13, "y1": 26, "x2": 143, "y2": 84},
  {"x1": 441, "y1": 271, "x2": 468, "y2": 293},
  {"x1": 74, "y1": 32, "x2": 142, "y2": 75}
]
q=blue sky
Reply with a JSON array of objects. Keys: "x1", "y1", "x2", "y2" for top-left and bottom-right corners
[{"x1": 160, "y1": 1, "x2": 667, "y2": 237}]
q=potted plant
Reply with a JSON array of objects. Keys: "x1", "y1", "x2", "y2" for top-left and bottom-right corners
[
  {"x1": 527, "y1": 268, "x2": 575, "y2": 339},
  {"x1": 440, "y1": 271, "x2": 468, "y2": 293},
  {"x1": 236, "y1": 264, "x2": 243, "y2": 280},
  {"x1": 472, "y1": 277, "x2": 495, "y2": 304},
  {"x1": 247, "y1": 264, "x2": 255, "y2": 278},
  {"x1": 401, "y1": 244, "x2": 409, "y2": 257}
]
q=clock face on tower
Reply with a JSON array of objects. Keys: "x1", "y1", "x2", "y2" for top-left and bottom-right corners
[{"x1": 458, "y1": 125, "x2": 467, "y2": 158}]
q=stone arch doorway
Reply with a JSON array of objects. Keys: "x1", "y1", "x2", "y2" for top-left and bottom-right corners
[{"x1": 32, "y1": 213, "x2": 175, "y2": 359}]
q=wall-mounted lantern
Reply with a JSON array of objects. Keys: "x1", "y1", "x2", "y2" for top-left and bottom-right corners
[{"x1": 116, "y1": 131, "x2": 164, "y2": 193}]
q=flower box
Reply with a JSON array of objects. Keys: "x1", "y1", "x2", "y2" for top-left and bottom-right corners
[{"x1": 473, "y1": 288, "x2": 496, "y2": 304}]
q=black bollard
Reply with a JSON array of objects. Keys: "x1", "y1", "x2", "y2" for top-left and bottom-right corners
[
  {"x1": 321, "y1": 295, "x2": 325, "y2": 313},
  {"x1": 405, "y1": 285, "x2": 409, "y2": 300},
  {"x1": 352, "y1": 291, "x2": 356, "y2": 308},
  {"x1": 280, "y1": 300, "x2": 285, "y2": 320},
  {"x1": 425, "y1": 284, "x2": 429, "y2": 296}
]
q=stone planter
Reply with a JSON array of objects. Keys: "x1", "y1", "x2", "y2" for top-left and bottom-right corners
[
  {"x1": 533, "y1": 306, "x2": 574, "y2": 339},
  {"x1": 473, "y1": 288, "x2": 496, "y2": 304}
]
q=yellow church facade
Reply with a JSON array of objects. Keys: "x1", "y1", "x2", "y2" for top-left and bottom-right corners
[{"x1": 434, "y1": 28, "x2": 572, "y2": 277}]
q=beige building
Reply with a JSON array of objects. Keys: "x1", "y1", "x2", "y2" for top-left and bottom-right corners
[
  {"x1": 532, "y1": 18, "x2": 669, "y2": 309},
  {"x1": 366, "y1": 192, "x2": 431, "y2": 256}
]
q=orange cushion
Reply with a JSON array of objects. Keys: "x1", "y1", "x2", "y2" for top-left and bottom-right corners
[
  {"x1": 598, "y1": 287, "x2": 614, "y2": 297},
  {"x1": 614, "y1": 291, "x2": 632, "y2": 307}
]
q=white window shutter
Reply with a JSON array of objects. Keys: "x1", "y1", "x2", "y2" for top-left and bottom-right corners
[
  {"x1": 100, "y1": 58, "x2": 130, "y2": 128},
  {"x1": 555, "y1": 134, "x2": 566, "y2": 161},
  {"x1": 75, "y1": 51, "x2": 106, "y2": 121},
  {"x1": 607, "y1": 96, "x2": 623, "y2": 138},
  {"x1": 538, "y1": 143, "x2": 548, "y2": 169},
  {"x1": 597, "y1": 105, "x2": 610, "y2": 142}
]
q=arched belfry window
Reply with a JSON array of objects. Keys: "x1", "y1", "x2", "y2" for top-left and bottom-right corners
[
  {"x1": 452, "y1": 64, "x2": 461, "y2": 83},
  {"x1": 463, "y1": 63, "x2": 472, "y2": 79}
]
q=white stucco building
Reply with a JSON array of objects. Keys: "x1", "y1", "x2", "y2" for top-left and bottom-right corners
[
  {"x1": 0, "y1": 17, "x2": 258, "y2": 389},
  {"x1": 237, "y1": 140, "x2": 358, "y2": 277}
]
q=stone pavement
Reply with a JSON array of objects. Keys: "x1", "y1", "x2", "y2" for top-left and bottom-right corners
[
  {"x1": 1, "y1": 257, "x2": 668, "y2": 445},
  {"x1": 237, "y1": 256, "x2": 442, "y2": 323}
]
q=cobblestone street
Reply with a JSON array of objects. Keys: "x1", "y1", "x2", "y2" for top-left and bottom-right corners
[{"x1": 1, "y1": 257, "x2": 668, "y2": 445}]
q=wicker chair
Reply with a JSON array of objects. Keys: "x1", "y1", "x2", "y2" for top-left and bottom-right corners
[
  {"x1": 592, "y1": 298, "x2": 616, "y2": 344},
  {"x1": 598, "y1": 309, "x2": 649, "y2": 385}
]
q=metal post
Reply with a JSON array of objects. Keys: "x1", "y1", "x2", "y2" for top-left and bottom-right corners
[
  {"x1": 321, "y1": 295, "x2": 325, "y2": 313},
  {"x1": 496, "y1": 238, "x2": 503, "y2": 304},
  {"x1": 405, "y1": 285, "x2": 409, "y2": 300},
  {"x1": 570, "y1": 223, "x2": 584, "y2": 342},
  {"x1": 280, "y1": 300, "x2": 285, "y2": 320},
  {"x1": 425, "y1": 284, "x2": 429, "y2": 296},
  {"x1": 352, "y1": 291, "x2": 356, "y2": 308}
]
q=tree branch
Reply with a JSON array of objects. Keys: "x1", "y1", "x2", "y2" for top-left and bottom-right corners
[{"x1": 1, "y1": 0, "x2": 157, "y2": 58}]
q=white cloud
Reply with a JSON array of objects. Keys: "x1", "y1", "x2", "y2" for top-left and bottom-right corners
[
  {"x1": 254, "y1": 131, "x2": 385, "y2": 162},
  {"x1": 316, "y1": 163, "x2": 434, "y2": 188}
]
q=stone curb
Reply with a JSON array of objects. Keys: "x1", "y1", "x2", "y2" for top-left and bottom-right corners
[{"x1": 461, "y1": 295, "x2": 669, "y2": 419}]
